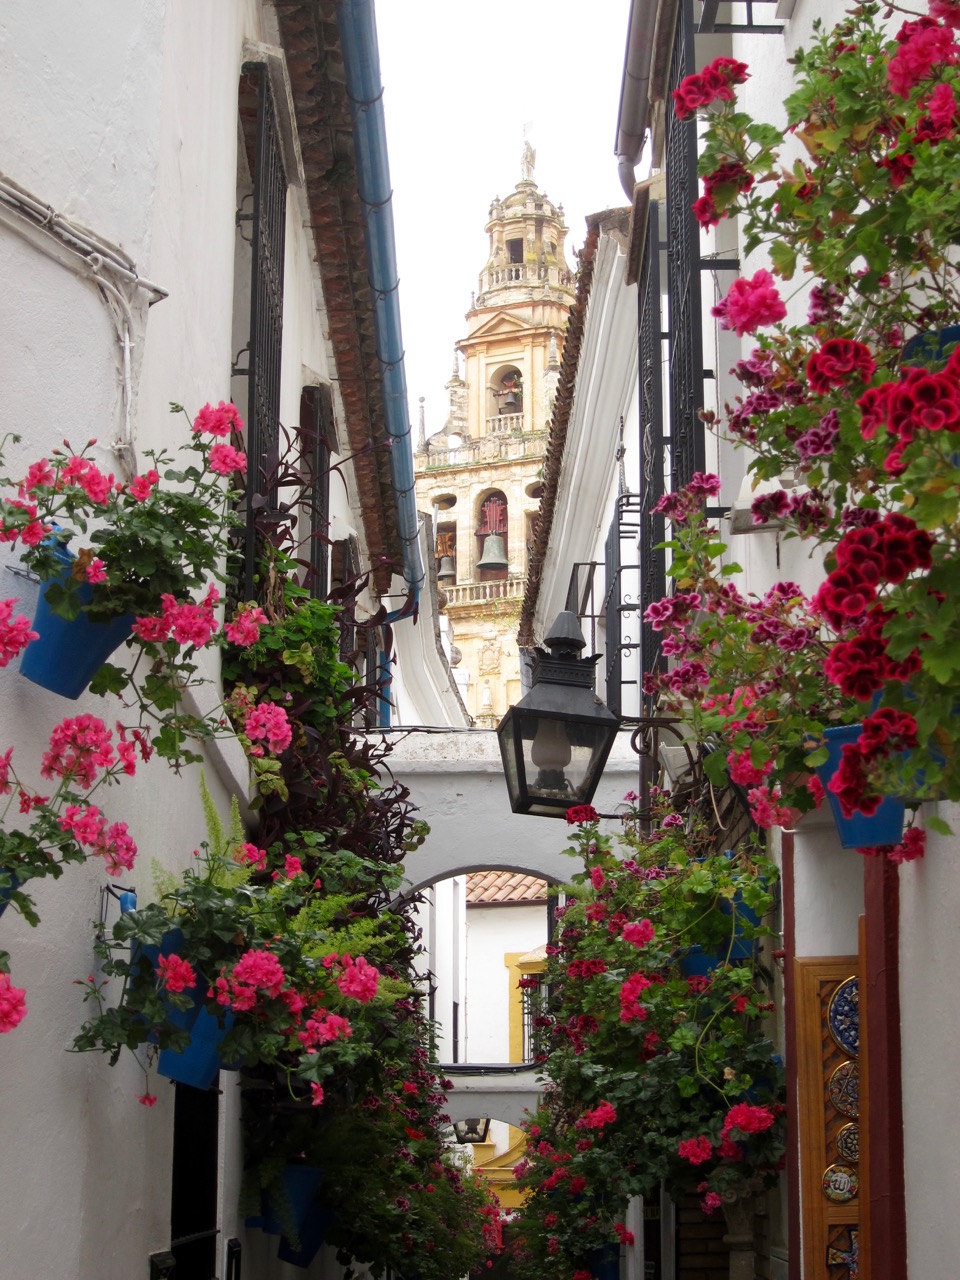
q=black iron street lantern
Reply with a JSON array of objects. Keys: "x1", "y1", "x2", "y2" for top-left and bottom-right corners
[
  {"x1": 452, "y1": 1117, "x2": 492, "y2": 1144},
  {"x1": 497, "y1": 611, "x2": 620, "y2": 818}
]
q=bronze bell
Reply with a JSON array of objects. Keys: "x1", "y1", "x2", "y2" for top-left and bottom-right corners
[
  {"x1": 477, "y1": 533, "x2": 508, "y2": 570},
  {"x1": 437, "y1": 555, "x2": 456, "y2": 581},
  {"x1": 500, "y1": 389, "x2": 520, "y2": 413}
]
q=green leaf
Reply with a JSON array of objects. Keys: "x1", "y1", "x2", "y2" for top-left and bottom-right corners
[
  {"x1": 769, "y1": 240, "x2": 797, "y2": 280},
  {"x1": 89, "y1": 664, "x2": 131, "y2": 696},
  {"x1": 924, "y1": 816, "x2": 953, "y2": 836},
  {"x1": 41, "y1": 581, "x2": 83, "y2": 621}
]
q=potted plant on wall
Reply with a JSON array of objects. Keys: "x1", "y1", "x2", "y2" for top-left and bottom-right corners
[
  {"x1": 71, "y1": 537, "x2": 502, "y2": 1279},
  {"x1": 643, "y1": 475, "x2": 923, "y2": 853},
  {"x1": 0, "y1": 401, "x2": 249, "y2": 702}
]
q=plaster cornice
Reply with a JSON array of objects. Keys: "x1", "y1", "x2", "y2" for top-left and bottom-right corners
[
  {"x1": 514, "y1": 215, "x2": 634, "y2": 650},
  {"x1": 518, "y1": 222, "x2": 601, "y2": 647}
]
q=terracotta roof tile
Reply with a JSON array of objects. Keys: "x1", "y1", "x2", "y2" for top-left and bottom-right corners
[
  {"x1": 275, "y1": 2, "x2": 400, "y2": 591},
  {"x1": 466, "y1": 871, "x2": 549, "y2": 906}
]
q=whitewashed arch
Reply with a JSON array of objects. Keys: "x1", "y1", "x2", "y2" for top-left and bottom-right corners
[{"x1": 377, "y1": 728, "x2": 641, "y2": 893}]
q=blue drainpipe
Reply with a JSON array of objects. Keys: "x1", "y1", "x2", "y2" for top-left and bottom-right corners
[
  {"x1": 338, "y1": 0, "x2": 427, "y2": 728},
  {"x1": 337, "y1": 0, "x2": 424, "y2": 636}
]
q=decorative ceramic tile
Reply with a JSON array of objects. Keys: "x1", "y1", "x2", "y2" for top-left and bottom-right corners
[
  {"x1": 828, "y1": 1061, "x2": 860, "y2": 1118},
  {"x1": 836, "y1": 1122, "x2": 859, "y2": 1163},
  {"x1": 827, "y1": 1226, "x2": 859, "y2": 1278},
  {"x1": 828, "y1": 976, "x2": 859, "y2": 1058},
  {"x1": 822, "y1": 1163, "x2": 859, "y2": 1203}
]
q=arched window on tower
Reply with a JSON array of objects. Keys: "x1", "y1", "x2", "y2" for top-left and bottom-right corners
[
  {"x1": 476, "y1": 491, "x2": 509, "y2": 582},
  {"x1": 436, "y1": 522, "x2": 457, "y2": 585},
  {"x1": 488, "y1": 367, "x2": 523, "y2": 435}
]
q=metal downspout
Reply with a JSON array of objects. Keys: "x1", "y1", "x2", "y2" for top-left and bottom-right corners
[
  {"x1": 336, "y1": 0, "x2": 423, "y2": 626},
  {"x1": 616, "y1": 0, "x2": 658, "y2": 198}
]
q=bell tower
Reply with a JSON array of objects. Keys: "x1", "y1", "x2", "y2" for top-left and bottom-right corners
[{"x1": 414, "y1": 153, "x2": 575, "y2": 726}]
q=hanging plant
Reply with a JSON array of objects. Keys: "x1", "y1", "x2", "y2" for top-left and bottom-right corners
[{"x1": 510, "y1": 801, "x2": 784, "y2": 1278}]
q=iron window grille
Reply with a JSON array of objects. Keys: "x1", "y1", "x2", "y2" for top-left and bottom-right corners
[
  {"x1": 239, "y1": 62, "x2": 287, "y2": 602},
  {"x1": 636, "y1": 198, "x2": 668, "y2": 707},
  {"x1": 299, "y1": 384, "x2": 336, "y2": 600},
  {"x1": 521, "y1": 977, "x2": 548, "y2": 1063},
  {"x1": 664, "y1": 0, "x2": 706, "y2": 494}
]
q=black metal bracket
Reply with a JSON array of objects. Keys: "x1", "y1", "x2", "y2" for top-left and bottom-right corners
[
  {"x1": 226, "y1": 1238, "x2": 242, "y2": 1280},
  {"x1": 149, "y1": 1253, "x2": 176, "y2": 1280}
]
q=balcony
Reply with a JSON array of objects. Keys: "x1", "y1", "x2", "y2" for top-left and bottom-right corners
[
  {"x1": 418, "y1": 430, "x2": 546, "y2": 470},
  {"x1": 487, "y1": 412, "x2": 523, "y2": 435},
  {"x1": 442, "y1": 576, "x2": 526, "y2": 607}
]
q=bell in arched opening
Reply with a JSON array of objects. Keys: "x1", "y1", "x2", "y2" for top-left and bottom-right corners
[
  {"x1": 476, "y1": 533, "x2": 508, "y2": 571},
  {"x1": 437, "y1": 555, "x2": 456, "y2": 581}
]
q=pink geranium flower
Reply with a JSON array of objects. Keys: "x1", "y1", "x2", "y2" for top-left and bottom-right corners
[
  {"x1": 0, "y1": 972, "x2": 27, "y2": 1032},
  {"x1": 128, "y1": 469, "x2": 160, "y2": 502},
  {"x1": 156, "y1": 954, "x2": 197, "y2": 994},
  {"x1": 208, "y1": 443, "x2": 248, "y2": 475},
  {"x1": 192, "y1": 401, "x2": 244, "y2": 437},
  {"x1": 0, "y1": 599, "x2": 38, "y2": 666},
  {"x1": 712, "y1": 270, "x2": 786, "y2": 337},
  {"x1": 621, "y1": 918, "x2": 655, "y2": 946},
  {"x1": 337, "y1": 954, "x2": 380, "y2": 1002},
  {"x1": 244, "y1": 702, "x2": 293, "y2": 754},
  {"x1": 224, "y1": 604, "x2": 267, "y2": 647}
]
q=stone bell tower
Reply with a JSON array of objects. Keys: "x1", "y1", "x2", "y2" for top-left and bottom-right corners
[{"x1": 414, "y1": 150, "x2": 575, "y2": 726}]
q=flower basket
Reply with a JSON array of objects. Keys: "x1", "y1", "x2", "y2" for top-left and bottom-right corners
[
  {"x1": 901, "y1": 324, "x2": 960, "y2": 368},
  {"x1": 815, "y1": 724, "x2": 906, "y2": 849},
  {"x1": 19, "y1": 543, "x2": 133, "y2": 699}
]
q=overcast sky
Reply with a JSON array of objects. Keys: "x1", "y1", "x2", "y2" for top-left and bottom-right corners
[{"x1": 375, "y1": 0, "x2": 630, "y2": 439}]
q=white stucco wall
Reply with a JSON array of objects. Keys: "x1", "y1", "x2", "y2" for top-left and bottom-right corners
[
  {"x1": 387, "y1": 727, "x2": 643, "y2": 891},
  {"x1": 464, "y1": 902, "x2": 547, "y2": 1063},
  {"x1": 898, "y1": 803, "x2": 960, "y2": 1277},
  {"x1": 0, "y1": 4, "x2": 415, "y2": 1278},
  {"x1": 411, "y1": 875, "x2": 466, "y2": 1063}
]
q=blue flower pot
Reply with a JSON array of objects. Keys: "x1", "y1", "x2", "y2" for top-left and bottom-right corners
[
  {"x1": 0, "y1": 872, "x2": 19, "y2": 919},
  {"x1": 130, "y1": 926, "x2": 205, "y2": 1041},
  {"x1": 120, "y1": 896, "x2": 233, "y2": 1088},
  {"x1": 902, "y1": 324, "x2": 960, "y2": 366},
  {"x1": 591, "y1": 1242, "x2": 621, "y2": 1279},
  {"x1": 246, "y1": 1165, "x2": 331, "y2": 1268},
  {"x1": 157, "y1": 1004, "x2": 233, "y2": 1090},
  {"x1": 19, "y1": 544, "x2": 133, "y2": 699},
  {"x1": 676, "y1": 889, "x2": 759, "y2": 975},
  {"x1": 815, "y1": 724, "x2": 906, "y2": 849}
]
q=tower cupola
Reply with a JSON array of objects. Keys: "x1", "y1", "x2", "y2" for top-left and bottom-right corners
[{"x1": 476, "y1": 150, "x2": 574, "y2": 311}]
